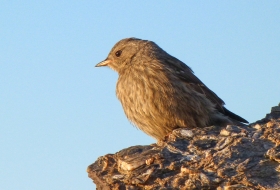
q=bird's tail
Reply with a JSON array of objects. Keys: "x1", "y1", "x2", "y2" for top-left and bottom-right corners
[
  {"x1": 223, "y1": 107, "x2": 249, "y2": 124},
  {"x1": 209, "y1": 108, "x2": 249, "y2": 127}
]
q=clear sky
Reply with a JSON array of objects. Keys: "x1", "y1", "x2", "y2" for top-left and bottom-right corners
[{"x1": 1, "y1": 1, "x2": 279, "y2": 189}]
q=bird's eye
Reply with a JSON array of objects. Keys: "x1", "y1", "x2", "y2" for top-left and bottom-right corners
[{"x1": 115, "y1": 50, "x2": 122, "y2": 57}]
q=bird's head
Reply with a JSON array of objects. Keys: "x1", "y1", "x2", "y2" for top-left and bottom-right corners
[{"x1": 96, "y1": 38, "x2": 153, "y2": 73}]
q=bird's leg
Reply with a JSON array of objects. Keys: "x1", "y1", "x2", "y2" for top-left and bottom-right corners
[{"x1": 157, "y1": 130, "x2": 177, "y2": 146}]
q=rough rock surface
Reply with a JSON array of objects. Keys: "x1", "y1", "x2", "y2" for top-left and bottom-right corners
[{"x1": 87, "y1": 104, "x2": 280, "y2": 190}]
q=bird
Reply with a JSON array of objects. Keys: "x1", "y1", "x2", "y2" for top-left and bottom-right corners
[{"x1": 96, "y1": 38, "x2": 248, "y2": 140}]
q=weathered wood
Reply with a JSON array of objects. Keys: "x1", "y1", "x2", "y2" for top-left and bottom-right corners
[{"x1": 88, "y1": 105, "x2": 280, "y2": 189}]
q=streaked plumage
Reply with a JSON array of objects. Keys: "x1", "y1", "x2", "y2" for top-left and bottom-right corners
[{"x1": 96, "y1": 38, "x2": 248, "y2": 140}]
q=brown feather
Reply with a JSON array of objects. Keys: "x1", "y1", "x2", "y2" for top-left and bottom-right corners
[{"x1": 96, "y1": 38, "x2": 248, "y2": 140}]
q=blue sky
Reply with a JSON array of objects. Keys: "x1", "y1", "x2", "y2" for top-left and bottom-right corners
[{"x1": 1, "y1": 1, "x2": 279, "y2": 189}]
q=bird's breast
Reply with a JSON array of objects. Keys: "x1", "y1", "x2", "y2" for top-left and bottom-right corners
[{"x1": 116, "y1": 67, "x2": 178, "y2": 119}]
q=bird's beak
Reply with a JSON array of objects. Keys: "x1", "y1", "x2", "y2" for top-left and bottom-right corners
[{"x1": 95, "y1": 59, "x2": 111, "y2": 67}]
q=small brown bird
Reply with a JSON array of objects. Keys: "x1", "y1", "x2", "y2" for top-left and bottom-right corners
[{"x1": 96, "y1": 38, "x2": 248, "y2": 140}]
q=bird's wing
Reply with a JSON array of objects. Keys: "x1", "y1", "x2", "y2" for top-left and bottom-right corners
[{"x1": 165, "y1": 56, "x2": 226, "y2": 113}]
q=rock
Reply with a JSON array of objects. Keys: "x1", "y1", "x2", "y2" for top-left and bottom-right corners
[{"x1": 87, "y1": 105, "x2": 280, "y2": 189}]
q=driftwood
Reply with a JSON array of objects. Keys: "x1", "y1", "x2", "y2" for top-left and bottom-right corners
[{"x1": 87, "y1": 104, "x2": 280, "y2": 190}]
